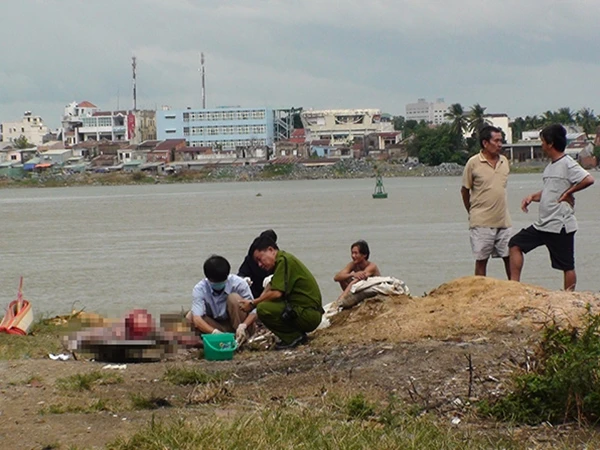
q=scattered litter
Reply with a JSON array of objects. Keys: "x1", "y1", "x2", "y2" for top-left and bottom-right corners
[
  {"x1": 451, "y1": 417, "x2": 461, "y2": 425},
  {"x1": 102, "y1": 364, "x2": 127, "y2": 370},
  {"x1": 48, "y1": 353, "x2": 70, "y2": 361}
]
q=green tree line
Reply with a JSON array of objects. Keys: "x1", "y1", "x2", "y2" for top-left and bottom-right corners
[{"x1": 391, "y1": 105, "x2": 599, "y2": 166}]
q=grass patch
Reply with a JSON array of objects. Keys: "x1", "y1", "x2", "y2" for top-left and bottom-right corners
[
  {"x1": 107, "y1": 399, "x2": 522, "y2": 450},
  {"x1": 187, "y1": 380, "x2": 233, "y2": 404},
  {"x1": 345, "y1": 393, "x2": 376, "y2": 419},
  {"x1": 163, "y1": 366, "x2": 226, "y2": 386},
  {"x1": 130, "y1": 393, "x2": 172, "y2": 410},
  {"x1": 39, "y1": 398, "x2": 111, "y2": 415},
  {"x1": 260, "y1": 163, "x2": 295, "y2": 178},
  {"x1": 0, "y1": 315, "x2": 66, "y2": 359},
  {"x1": 56, "y1": 370, "x2": 123, "y2": 391},
  {"x1": 8, "y1": 374, "x2": 44, "y2": 386},
  {"x1": 480, "y1": 309, "x2": 600, "y2": 425}
]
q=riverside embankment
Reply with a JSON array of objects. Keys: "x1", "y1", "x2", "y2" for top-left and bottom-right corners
[{"x1": 0, "y1": 160, "x2": 467, "y2": 188}]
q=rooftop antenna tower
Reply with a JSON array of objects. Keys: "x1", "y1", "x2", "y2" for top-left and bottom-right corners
[
  {"x1": 200, "y1": 52, "x2": 206, "y2": 109},
  {"x1": 132, "y1": 56, "x2": 137, "y2": 111}
]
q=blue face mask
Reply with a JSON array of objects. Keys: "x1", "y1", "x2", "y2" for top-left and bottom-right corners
[{"x1": 210, "y1": 281, "x2": 227, "y2": 292}]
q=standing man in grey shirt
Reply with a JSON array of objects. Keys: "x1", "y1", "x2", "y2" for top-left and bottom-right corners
[
  {"x1": 461, "y1": 125, "x2": 512, "y2": 278},
  {"x1": 509, "y1": 124, "x2": 594, "y2": 290}
]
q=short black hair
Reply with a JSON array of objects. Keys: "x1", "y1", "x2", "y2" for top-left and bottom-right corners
[
  {"x1": 479, "y1": 125, "x2": 502, "y2": 149},
  {"x1": 259, "y1": 229, "x2": 277, "y2": 243},
  {"x1": 203, "y1": 255, "x2": 230, "y2": 282},
  {"x1": 251, "y1": 235, "x2": 279, "y2": 252},
  {"x1": 351, "y1": 240, "x2": 370, "y2": 259},
  {"x1": 540, "y1": 124, "x2": 567, "y2": 152}
]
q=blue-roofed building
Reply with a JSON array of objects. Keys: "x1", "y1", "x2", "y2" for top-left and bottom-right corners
[{"x1": 157, "y1": 106, "x2": 278, "y2": 153}]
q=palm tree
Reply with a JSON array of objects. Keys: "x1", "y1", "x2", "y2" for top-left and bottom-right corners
[
  {"x1": 510, "y1": 117, "x2": 525, "y2": 141},
  {"x1": 445, "y1": 103, "x2": 467, "y2": 137},
  {"x1": 541, "y1": 110, "x2": 558, "y2": 126},
  {"x1": 575, "y1": 107, "x2": 598, "y2": 136},
  {"x1": 467, "y1": 103, "x2": 488, "y2": 138},
  {"x1": 556, "y1": 107, "x2": 575, "y2": 125},
  {"x1": 523, "y1": 115, "x2": 542, "y2": 130}
]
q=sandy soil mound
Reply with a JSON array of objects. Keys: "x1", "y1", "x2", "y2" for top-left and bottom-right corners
[{"x1": 315, "y1": 276, "x2": 600, "y2": 345}]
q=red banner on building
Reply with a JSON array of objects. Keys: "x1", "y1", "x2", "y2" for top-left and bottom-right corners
[{"x1": 127, "y1": 113, "x2": 136, "y2": 140}]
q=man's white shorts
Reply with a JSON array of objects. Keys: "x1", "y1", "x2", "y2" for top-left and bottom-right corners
[{"x1": 470, "y1": 227, "x2": 512, "y2": 260}]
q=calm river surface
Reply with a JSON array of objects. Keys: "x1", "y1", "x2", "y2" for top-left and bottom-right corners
[{"x1": 1, "y1": 174, "x2": 598, "y2": 318}]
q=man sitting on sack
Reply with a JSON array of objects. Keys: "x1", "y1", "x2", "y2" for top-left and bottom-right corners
[
  {"x1": 239, "y1": 235, "x2": 324, "y2": 350},
  {"x1": 189, "y1": 255, "x2": 256, "y2": 345},
  {"x1": 333, "y1": 240, "x2": 381, "y2": 300}
]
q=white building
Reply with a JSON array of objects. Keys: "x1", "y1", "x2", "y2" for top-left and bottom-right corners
[
  {"x1": 60, "y1": 101, "x2": 156, "y2": 146},
  {"x1": 405, "y1": 98, "x2": 449, "y2": 125},
  {"x1": 300, "y1": 109, "x2": 393, "y2": 145},
  {"x1": 1, "y1": 112, "x2": 50, "y2": 146}
]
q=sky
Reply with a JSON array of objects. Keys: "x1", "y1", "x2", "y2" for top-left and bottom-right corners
[{"x1": 1, "y1": 0, "x2": 599, "y2": 129}]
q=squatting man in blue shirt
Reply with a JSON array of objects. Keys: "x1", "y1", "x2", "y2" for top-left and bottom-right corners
[{"x1": 188, "y1": 255, "x2": 257, "y2": 344}]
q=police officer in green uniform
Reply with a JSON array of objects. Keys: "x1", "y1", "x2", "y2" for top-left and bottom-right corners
[{"x1": 239, "y1": 235, "x2": 323, "y2": 350}]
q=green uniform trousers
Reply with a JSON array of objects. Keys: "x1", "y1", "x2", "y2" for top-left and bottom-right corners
[{"x1": 256, "y1": 301, "x2": 322, "y2": 345}]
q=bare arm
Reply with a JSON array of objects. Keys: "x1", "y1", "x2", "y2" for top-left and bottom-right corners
[
  {"x1": 460, "y1": 186, "x2": 470, "y2": 213},
  {"x1": 559, "y1": 174, "x2": 595, "y2": 204},
  {"x1": 359, "y1": 262, "x2": 380, "y2": 279},
  {"x1": 521, "y1": 190, "x2": 542, "y2": 213},
  {"x1": 333, "y1": 262, "x2": 355, "y2": 282},
  {"x1": 240, "y1": 288, "x2": 283, "y2": 313},
  {"x1": 192, "y1": 315, "x2": 216, "y2": 334}
]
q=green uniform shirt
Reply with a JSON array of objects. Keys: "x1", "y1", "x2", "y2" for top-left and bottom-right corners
[{"x1": 270, "y1": 250, "x2": 322, "y2": 311}]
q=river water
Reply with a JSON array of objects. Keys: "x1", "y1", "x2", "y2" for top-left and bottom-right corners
[{"x1": 1, "y1": 174, "x2": 598, "y2": 318}]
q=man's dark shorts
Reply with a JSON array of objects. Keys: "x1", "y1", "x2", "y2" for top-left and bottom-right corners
[{"x1": 508, "y1": 225, "x2": 575, "y2": 271}]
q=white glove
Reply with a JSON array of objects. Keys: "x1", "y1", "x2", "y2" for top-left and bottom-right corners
[
  {"x1": 235, "y1": 323, "x2": 248, "y2": 344},
  {"x1": 211, "y1": 328, "x2": 223, "y2": 334}
]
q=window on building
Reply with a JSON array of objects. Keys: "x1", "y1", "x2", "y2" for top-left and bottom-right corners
[
  {"x1": 165, "y1": 129, "x2": 177, "y2": 134},
  {"x1": 165, "y1": 114, "x2": 176, "y2": 119}
]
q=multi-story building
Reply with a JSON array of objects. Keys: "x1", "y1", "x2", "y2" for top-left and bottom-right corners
[
  {"x1": 405, "y1": 98, "x2": 449, "y2": 125},
  {"x1": 1, "y1": 111, "x2": 50, "y2": 146},
  {"x1": 300, "y1": 109, "x2": 393, "y2": 145},
  {"x1": 60, "y1": 101, "x2": 156, "y2": 146},
  {"x1": 156, "y1": 106, "x2": 276, "y2": 153}
]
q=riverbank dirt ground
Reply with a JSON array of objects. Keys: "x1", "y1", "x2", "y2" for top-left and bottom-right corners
[{"x1": 2, "y1": 276, "x2": 600, "y2": 449}]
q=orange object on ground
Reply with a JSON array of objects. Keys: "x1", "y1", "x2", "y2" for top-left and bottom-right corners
[{"x1": 0, "y1": 277, "x2": 34, "y2": 335}]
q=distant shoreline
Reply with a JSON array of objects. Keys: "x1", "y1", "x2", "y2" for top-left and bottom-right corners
[{"x1": 0, "y1": 160, "x2": 545, "y2": 189}]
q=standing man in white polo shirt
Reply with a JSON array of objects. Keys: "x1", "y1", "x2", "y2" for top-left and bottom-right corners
[
  {"x1": 509, "y1": 124, "x2": 594, "y2": 291},
  {"x1": 461, "y1": 125, "x2": 512, "y2": 278}
]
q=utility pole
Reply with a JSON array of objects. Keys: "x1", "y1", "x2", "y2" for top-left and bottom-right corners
[
  {"x1": 132, "y1": 56, "x2": 137, "y2": 111},
  {"x1": 200, "y1": 52, "x2": 206, "y2": 109}
]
